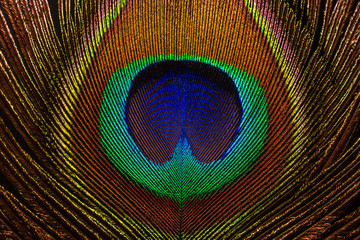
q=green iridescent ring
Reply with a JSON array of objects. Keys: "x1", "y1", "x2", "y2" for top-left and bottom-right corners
[{"x1": 100, "y1": 54, "x2": 268, "y2": 201}]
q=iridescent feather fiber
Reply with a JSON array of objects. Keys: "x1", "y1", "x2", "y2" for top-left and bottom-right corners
[{"x1": 1, "y1": 0, "x2": 360, "y2": 239}]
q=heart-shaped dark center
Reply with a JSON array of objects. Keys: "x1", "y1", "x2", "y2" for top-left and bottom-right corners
[{"x1": 125, "y1": 60, "x2": 242, "y2": 164}]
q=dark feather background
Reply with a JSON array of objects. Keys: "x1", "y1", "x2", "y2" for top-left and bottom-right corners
[{"x1": 1, "y1": 0, "x2": 360, "y2": 239}]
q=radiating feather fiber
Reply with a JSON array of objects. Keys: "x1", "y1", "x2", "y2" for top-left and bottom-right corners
[{"x1": 1, "y1": 0, "x2": 360, "y2": 239}]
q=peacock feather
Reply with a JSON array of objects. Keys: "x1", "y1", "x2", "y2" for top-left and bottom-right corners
[{"x1": 1, "y1": 0, "x2": 360, "y2": 239}]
